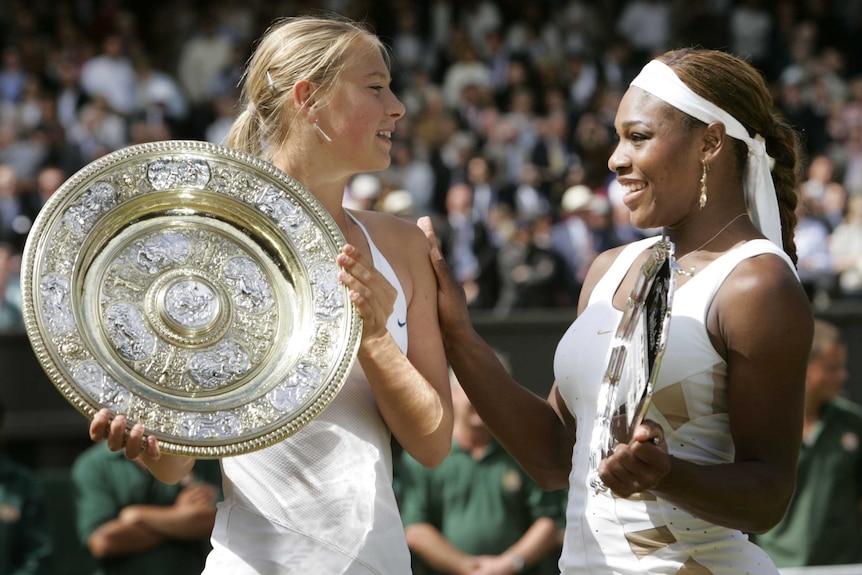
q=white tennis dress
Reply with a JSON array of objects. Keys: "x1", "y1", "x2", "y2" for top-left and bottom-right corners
[
  {"x1": 555, "y1": 236, "x2": 794, "y2": 574},
  {"x1": 202, "y1": 213, "x2": 411, "y2": 574}
]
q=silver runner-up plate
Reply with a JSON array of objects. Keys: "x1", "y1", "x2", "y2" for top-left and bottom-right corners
[{"x1": 20, "y1": 140, "x2": 361, "y2": 458}]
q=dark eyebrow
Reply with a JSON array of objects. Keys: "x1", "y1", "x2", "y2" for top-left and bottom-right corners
[{"x1": 620, "y1": 120, "x2": 647, "y2": 130}]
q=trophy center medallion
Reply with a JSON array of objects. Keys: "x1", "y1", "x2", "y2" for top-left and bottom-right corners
[{"x1": 162, "y1": 277, "x2": 221, "y2": 333}]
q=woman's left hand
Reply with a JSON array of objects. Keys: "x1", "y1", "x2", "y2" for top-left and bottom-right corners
[
  {"x1": 598, "y1": 420, "x2": 672, "y2": 498},
  {"x1": 337, "y1": 244, "x2": 396, "y2": 345}
]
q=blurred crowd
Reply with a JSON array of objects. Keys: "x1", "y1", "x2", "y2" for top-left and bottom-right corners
[{"x1": 2, "y1": 0, "x2": 862, "y2": 328}]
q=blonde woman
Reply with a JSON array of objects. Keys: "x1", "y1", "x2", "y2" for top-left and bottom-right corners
[{"x1": 90, "y1": 15, "x2": 452, "y2": 574}]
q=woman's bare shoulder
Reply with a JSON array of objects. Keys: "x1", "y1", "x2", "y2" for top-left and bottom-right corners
[
  {"x1": 348, "y1": 209, "x2": 427, "y2": 254},
  {"x1": 711, "y1": 252, "x2": 812, "y2": 351}
]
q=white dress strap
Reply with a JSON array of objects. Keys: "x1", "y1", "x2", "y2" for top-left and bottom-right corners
[{"x1": 346, "y1": 211, "x2": 409, "y2": 354}]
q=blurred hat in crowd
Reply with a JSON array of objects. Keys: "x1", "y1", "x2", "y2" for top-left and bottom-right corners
[
  {"x1": 588, "y1": 194, "x2": 611, "y2": 215},
  {"x1": 561, "y1": 184, "x2": 593, "y2": 212},
  {"x1": 380, "y1": 190, "x2": 415, "y2": 218},
  {"x1": 350, "y1": 174, "x2": 382, "y2": 200}
]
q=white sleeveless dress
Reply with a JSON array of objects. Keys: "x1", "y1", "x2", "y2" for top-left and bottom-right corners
[
  {"x1": 203, "y1": 213, "x2": 411, "y2": 574},
  {"x1": 555, "y1": 236, "x2": 795, "y2": 574}
]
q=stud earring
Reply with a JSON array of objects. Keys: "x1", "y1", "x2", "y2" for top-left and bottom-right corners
[
  {"x1": 699, "y1": 161, "x2": 708, "y2": 209},
  {"x1": 314, "y1": 118, "x2": 333, "y2": 143}
]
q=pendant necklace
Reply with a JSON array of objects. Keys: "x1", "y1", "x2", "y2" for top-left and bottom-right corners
[{"x1": 672, "y1": 212, "x2": 748, "y2": 277}]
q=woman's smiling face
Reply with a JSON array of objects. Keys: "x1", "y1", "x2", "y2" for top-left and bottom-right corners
[
  {"x1": 322, "y1": 41, "x2": 406, "y2": 175},
  {"x1": 608, "y1": 87, "x2": 704, "y2": 231}
]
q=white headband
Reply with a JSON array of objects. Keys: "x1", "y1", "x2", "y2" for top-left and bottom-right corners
[{"x1": 630, "y1": 59, "x2": 783, "y2": 247}]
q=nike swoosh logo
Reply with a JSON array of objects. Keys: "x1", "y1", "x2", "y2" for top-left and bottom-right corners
[{"x1": 397, "y1": 319, "x2": 406, "y2": 327}]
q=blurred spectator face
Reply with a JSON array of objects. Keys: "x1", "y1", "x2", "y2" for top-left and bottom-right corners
[
  {"x1": 821, "y1": 182, "x2": 846, "y2": 216},
  {"x1": 806, "y1": 338, "x2": 848, "y2": 404},
  {"x1": 102, "y1": 35, "x2": 124, "y2": 59},
  {"x1": 451, "y1": 375, "x2": 485, "y2": 431},
  {"x1": 808, "y1": 155, "x2": 834, "y2": 183},
  {"x1": 446, "y1": 183, "x2": 472, "y2": 215},
  {"x1": 57, "y1": 60, "x2": 80, "y2": 87},
  {"x1": 847, "y1": 194, "x2": 862, "y2": 221},
  {"x1": 36, "y1": 166, "x2": 64, "y2": 200},
  {"x1": 0, "y1": 165, "x2": 17, "y2": 197},
  {"x1": 467, "y1": 156, "x2": 490, "y2": 184}
]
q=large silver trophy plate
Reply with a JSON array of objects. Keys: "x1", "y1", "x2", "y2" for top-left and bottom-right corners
[
  {"x1": 20, "y1": 140, "x2": 361, "y2": 458},
  {"x1": 589, "y1": 237, "x2": 675, "y2": 492}
]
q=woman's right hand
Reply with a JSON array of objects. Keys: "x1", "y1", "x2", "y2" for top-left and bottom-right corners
[
  {"x1": 417, "y1": 216, "x2": 472, "y2": 341},
  {"x1": 90, "y1": 408, "x2": 162, "y2": 462},
  {"x1": 90, "y1": 408, "x2": 196, "y2": 484}
]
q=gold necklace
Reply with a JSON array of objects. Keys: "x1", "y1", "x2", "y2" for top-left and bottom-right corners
[{"x1": 673, "y1": 212, "x2": 748, "y2": 277}]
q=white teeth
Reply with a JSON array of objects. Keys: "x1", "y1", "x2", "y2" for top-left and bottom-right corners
[
  {"x1": 377, "y1": 131, "x2": 391, "y2": 138},
  {"x1": 621, "y1": 183, "x2": 645, "y2": 193}
]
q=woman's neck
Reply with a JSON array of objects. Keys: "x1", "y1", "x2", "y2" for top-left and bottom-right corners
[{"x1": 272, "y1": 156, "x2": 350, "y2": 227}]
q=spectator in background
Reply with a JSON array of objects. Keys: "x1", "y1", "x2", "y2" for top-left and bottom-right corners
[
  {"x1": 343, "y1": 173, "x2": 383, "y2": 212},
  {"x1": 728, "y1": 0, "x2": 774, "y2": 75},
  {"x1": 399, "y1": 366, "x2": 564, "y2": 575},
  {"x1": 79, "y1": 33, "x2": 136, "y2": 117},
  {"x1": 495, "y1": 215, "x2": 569, "y2": 312},
  {"x1": 841, "y1": 123, "x2": 862, "y2": 196},
  {"x1": 794, "y1": 192, "x2": 834, "y2": 302},
  {"x1": 466, "y1": 155, "x2": 501, "y2": 227},
  {"x1": 0, "y1": 46, "x2": 26, "y2": 109},
  {"x1": 71, "y1": 442, "x2": 221, "y2": 575},
  {"x1": 380, "y1": 189, "x2": 417, "y2": 221},
  {"x1": 442, "y1": 41, "x2": 491, "y2": 114},
  {"x1": 0, "y1": 242, "x2": 22, "y2": 330},
  {"x1": 0, "y1": 164, "x2": 29, "y2": 252},
  {"x1": 583, "y1": 193, "x2": 623, "y2": 258},
  {"x1": 563, "y1": 52, "x2": 599, "y2": 117},
  {"x1": 821, "y1": 181, "x2": 848, "y2": 231},
  {"x1": 615, "y1": 0, "x2": 671, "y2": 64},
  {"x1": 753, "y1": 319, "x2": 862, "y2": 567},
  {"x1": 777, "y1": 77, "x2": 827, "y2": 162},
  {"x1": 176, "y1": 14, "x2": 235, "y2": 138},
  {"x1": 390, "y1": 7, "x2": 431, "y2": 89},
  {"x1": 437, "y1": 182, "x2": 500, "y2": 310},
  {"x1": 24, "y1": 164, "x2": 64, "y2": 216},
  {"x1": 203, "y1": 91, "x2": 238, "y2": 147},
  {"x1": 383, "y1": 139, "x2": 436, "y2": 218},
  {"x1": 0, "y1": 122, "x2": 49, "y2": 192},
  {"x1": 549, "y1": 184, "x2": 594, "y2": 303},
  {"x1": 53, "y1": 58, "x2": 89, "y2": 138},
  {"x1": 530, "y1": 109, "x2": 576, "y2": 201},
  {"x1": 830, "y1": 194, "x2": 862, "y2": 298},
  {"x1": 132, "y1": 55, "x2": 188, "y2": 131},
  {"x1": 559, "y1": 0, "x2": 604, "y2": 61},
  {"x1": 67, "y1": 93, "x2": 128, "y2": 163},
  {"x1": 0, "y1": 396, "x2": 53, "y2": 574},
  {"x1": 500, "y1": 163, "x2": 550, "y2": 224},
  {"x1": 801, "y1": 154, "x2": 835, "y2": 207}
]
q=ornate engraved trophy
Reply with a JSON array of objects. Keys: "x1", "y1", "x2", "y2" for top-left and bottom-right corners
[
  {"x1": 20, "y1": 141, "x2": 361, "y2": 458},
  {"x1": 588, "y1": 237, "x2": 675, "y2": 492}
]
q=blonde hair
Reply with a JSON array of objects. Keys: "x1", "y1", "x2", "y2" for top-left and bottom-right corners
[{"x1": 226, "y1": 15, "x2": 385, "y2": 161}]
